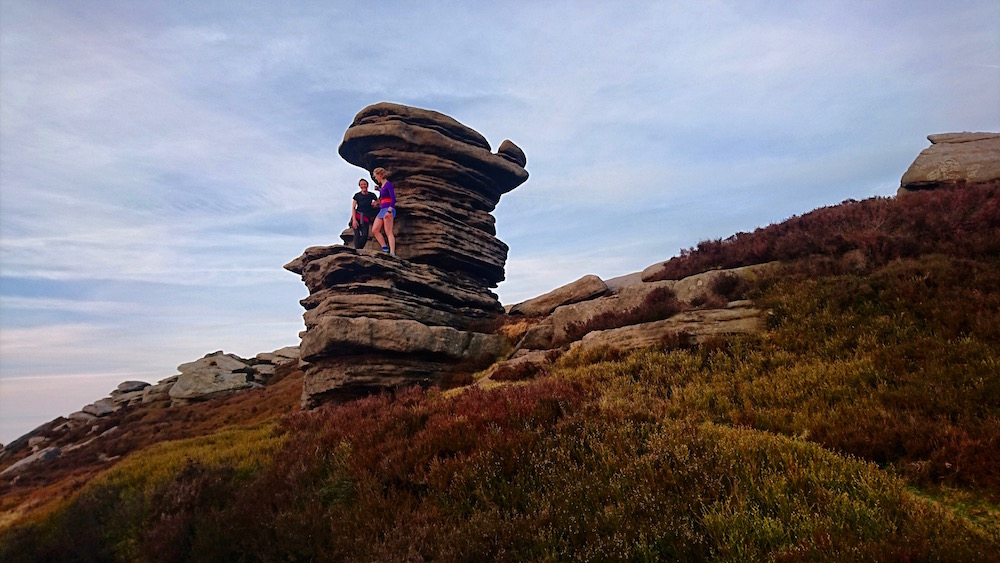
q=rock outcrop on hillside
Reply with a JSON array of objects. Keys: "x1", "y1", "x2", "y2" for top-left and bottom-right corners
[
  {"x1": 899, "y1": 132, "x2": 1000, "y2": 194},
  {"x1": 0, "y1": 346, "x2": 300, "y2": 478},
  {"x1": 287, "y1": 103, "x2": 529, "y2": 408},
  {"x1": 482, "y1": 265, "x2": 770, "y2": 383}
]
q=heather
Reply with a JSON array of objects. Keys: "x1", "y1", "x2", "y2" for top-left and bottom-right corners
[
  {"x1": 2, "y1": 185, "x2": 999, "y2": 561},
  {"x1": 646, "y1": 181, "x2": 1000, "y2": 281}
]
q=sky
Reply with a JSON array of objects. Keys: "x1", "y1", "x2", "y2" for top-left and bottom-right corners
[{"x1": 1, "y1": 1, "x2": 998, "y2": 445}]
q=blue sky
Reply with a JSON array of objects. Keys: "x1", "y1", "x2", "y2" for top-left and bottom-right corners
[{"x1": 1, "y1": 1, "x2": 997, "y2": 444}]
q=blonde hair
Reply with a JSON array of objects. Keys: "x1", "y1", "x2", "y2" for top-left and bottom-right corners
[{"x1": 372, "y1": 167, "x2": 389, "y2": 180}]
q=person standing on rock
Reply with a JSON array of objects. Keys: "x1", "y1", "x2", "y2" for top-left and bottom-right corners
[
  {"x1": 370, "y1": 167, "x2": 397, "y2": 256},
  {"x1": 350, "y1": 178, "x2": 378, "y2": 249}
]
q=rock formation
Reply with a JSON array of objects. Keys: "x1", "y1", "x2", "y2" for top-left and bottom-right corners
[
  {"x1": 0, "y1": 346, "x2": 300, "y2": 475},
  {"x1": 508, "y1": 274, "x2": 608, "y2": 317},
  {"x1": 899, "y1": 132, "x2": 1000, "y2": 194},
  {"x1": 286, "y1": 103, "x2": 529, "y2": 408}
]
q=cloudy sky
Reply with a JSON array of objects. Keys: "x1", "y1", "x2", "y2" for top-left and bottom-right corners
[{"x1": 1, "y1": 1, "x2": 997, "y2": 444}]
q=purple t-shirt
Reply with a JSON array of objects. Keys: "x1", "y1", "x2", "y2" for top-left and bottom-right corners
[{"x1": 378, "y1": 181, "x2": 396, "y2": 209}]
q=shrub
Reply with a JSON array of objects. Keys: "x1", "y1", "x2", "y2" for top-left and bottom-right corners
[{"x1": 647, "y1": 182, "x2": 1000, "y2": 281}]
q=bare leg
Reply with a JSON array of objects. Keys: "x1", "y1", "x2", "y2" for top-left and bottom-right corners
[
  {"x1": 371, "y1": 217, "x2": 386, "y2": 249},
  {"x1": 384, "y1": 212, "x2": 396, "y2": 254}
]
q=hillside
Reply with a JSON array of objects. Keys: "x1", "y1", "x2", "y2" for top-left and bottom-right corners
[{"x1": 1, "y1": 181, "x2": 997, "y2": 561}]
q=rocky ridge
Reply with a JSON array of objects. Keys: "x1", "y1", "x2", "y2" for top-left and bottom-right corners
[{"x1": 0, "y1": 346, "x2": 299, "y2": 478}]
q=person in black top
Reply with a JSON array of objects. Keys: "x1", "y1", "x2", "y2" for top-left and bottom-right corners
[{"x1": 350, "y1": 178, "x2": 378, "y2": 249}]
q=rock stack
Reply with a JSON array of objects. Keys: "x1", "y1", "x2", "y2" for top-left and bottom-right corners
[{"x1": 286, "y1": 103, "x2": 529, "y2": 408}]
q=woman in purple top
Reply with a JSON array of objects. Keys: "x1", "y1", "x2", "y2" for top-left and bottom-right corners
[{"x1": 371, "y1": 167, "x2": 397, "y2": 256}]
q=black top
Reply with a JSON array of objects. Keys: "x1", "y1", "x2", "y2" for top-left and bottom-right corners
[{"x1": 353, "y1": 191, "x2": 378, "y2": 220}]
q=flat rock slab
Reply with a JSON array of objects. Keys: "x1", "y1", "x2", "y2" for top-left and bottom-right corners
[{"x1": 569, "y1": 301, "x2": 763, "y2": 355}]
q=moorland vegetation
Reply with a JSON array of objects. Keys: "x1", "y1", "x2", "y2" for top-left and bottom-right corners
[{"x1": 1, "y1": 182, "x2": 998, "y2": 561}]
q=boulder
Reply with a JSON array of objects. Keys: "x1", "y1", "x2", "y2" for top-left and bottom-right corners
[
  {"x1": 67, "y1": 411, "x2": 97, "y2": 425},
  {"x1": 336, "y1": 102, "x2": 528, "y2": 286},
  {"x1": 256, "y1": 346, "x2": 300, "y2": 364},
  {"x1": 569, "y1": 301, "x2": 764, "y2": 355},
  {"x1": 899, "y1": 132, "x2": 1000, "y2": 194},
  {"x1": 514, "y1": 265, "x2": 775, "y2": 352},
  {"x1": 169, "y1": 372, "x2": 256, "y2": 404},
  {"x1": 142, "y1": 381, "x2": 175, "y2": 404},
  {"x1": 252, "y1": 363, "x2": 276, "y2": 381},
  {"x1": 115, "y1": 381, "x2": 150, "y2": 394},
  {"x1": 111, "y1": 390, "x2": 146, "y2": 407},
  {"x1": 169, "y1": 351, "x2": 256, "y2": 403},
  {"x1": 82, "y1": 398, "x2": 116, "y2": 417},
  {"x1": 177, "y1": 352, "x2": 249, "y2": 375},
  {"x1": 604, "y1": 271, "x2": 643, "y2": 292},
  {"x1": 509, "y1": 275, "x2": 609, "y2": 317},
  {"x1": 479, "y1": 349, "x2": 554, "y2": 387},
  {"x1": 1, "y1": 446, "x2": 61, "y2": 478}
]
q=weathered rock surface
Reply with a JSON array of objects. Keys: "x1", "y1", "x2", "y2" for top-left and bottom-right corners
[
  {"x1": 509, "y1": 275, "x2": 608, "y2": 317},
  {"x1": 899, "y1": 132, "x2": 1000, "y2": 194},
  {"x1": 1, "y1": 345, "x2": 301, "y2": 476},
  {"x1": 337, "y1": 102, "x2": 528, "y2": 286},
  {"x1": 169, "y1": 351, "x2": 257, "y2": 404},
  {"x1": 82, "y1": 399, "x2": 116, "y2": 417},
  {"x1": 569, "y1": 301, "x2": 764, "y2": 355},
  {"x1": 0, "y1": 446, "x2": 61, "y2": 478},
  {"x1": 288, "y1": 246, "x2": 505, "y2": 330},
  {"x1": 514, "y1": 265, "x2": 771, "y2": 353},
  {"x1": 289, "y1": 103, "x2": 527, "y2": 407}
]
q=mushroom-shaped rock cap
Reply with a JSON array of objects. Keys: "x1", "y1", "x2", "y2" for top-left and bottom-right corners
[
  {"x1": 338, "y1": 102, "x2": 528, "y2": 196},
  {"x1": 498, "y1": 139, "x2": 527, "y2": 167}
]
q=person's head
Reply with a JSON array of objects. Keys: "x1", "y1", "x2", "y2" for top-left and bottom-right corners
[
  {"x1": 358, "y1": 178, "x2": 369, "y2": 192},
  {"x1": 372, "y1": 167, "x2": 389, "y2": 183}
]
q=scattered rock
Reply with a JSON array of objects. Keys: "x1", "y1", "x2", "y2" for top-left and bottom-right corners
[
  {"x1": 1, "y1": 446, "x2": 61, "y2": 478},
  {"x1": 82, "y1": 398, "x2": 116, "y2": 417},
  {"x1": 604, "y1": 272, "x2": 643, "y2": 292},
  {"x1": 569, "y1": 301, "x2": 764, "y2": 355},
  {"x1": 169, "y1": 351, "x2": 256, "y2": 404},
  {"x1": 67, "y1": 411, "x2": 97, "y2": 425},
  {"x1": 115, "y1": 381, "x2": 151, "y2": 394},
  {"x1": 111, "y1": 390, "x2": 146, "y2": 408},
  {"x1": 141, "y1": 381, "x2": 175, "y2": 404},
  {"x1": 256, "y1": 346, "x2": 300, "y2": 364}
]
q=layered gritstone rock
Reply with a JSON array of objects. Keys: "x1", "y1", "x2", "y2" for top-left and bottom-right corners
[
  {"x1": 337, "y1": 102, "x2": 529, "y2": 286},
  {"x1": 287, "y1": 103, "x2": 528, "y2": 407},
  {"x1": 899, "y1": 132, "x2": 1000, "y2": 194}
]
